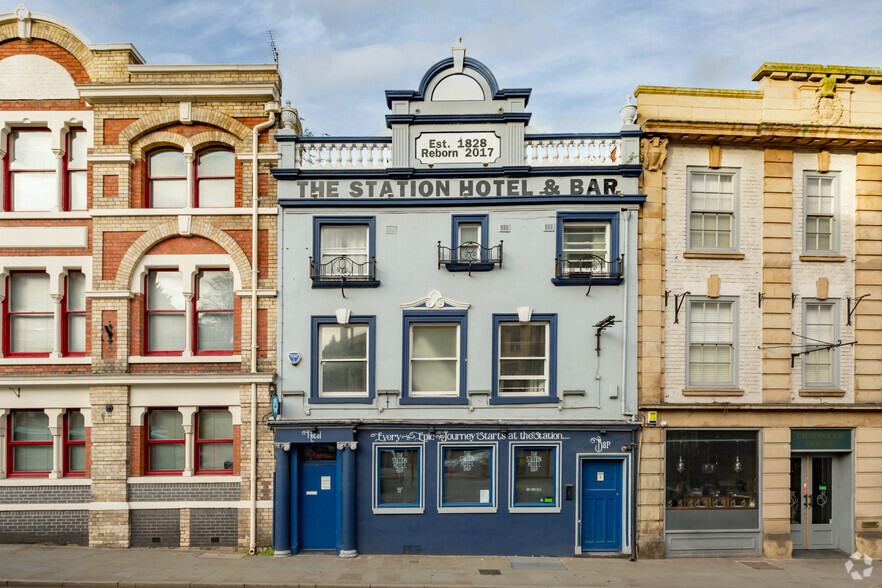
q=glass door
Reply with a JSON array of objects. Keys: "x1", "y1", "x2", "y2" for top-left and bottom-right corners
[{"x1": 789, "y1": 455, "x2": 836, "y2": 550}]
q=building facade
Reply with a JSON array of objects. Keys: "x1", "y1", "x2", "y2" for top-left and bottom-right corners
[
  {"x1": 270, "y1": 50, "x2": 644, "y2": 557},
  {"x1": 0, "y1": 7, "x2": 287, "y2": 550},
  {"x1": 635, "y1": 64, "x2": 882, "y2": 558}
]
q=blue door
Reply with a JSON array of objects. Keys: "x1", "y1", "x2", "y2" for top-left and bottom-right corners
[
  {"x1": 581, "y1": 459, "x2": 622, "y2": 551},
  {"x1": 300, "y1": 448, "x2": 337, "y2": 550}
]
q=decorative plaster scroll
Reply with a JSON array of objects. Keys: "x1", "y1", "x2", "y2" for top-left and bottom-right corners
[{"x1": 400, "y1": 289, "x2": 470, "y2": 310}]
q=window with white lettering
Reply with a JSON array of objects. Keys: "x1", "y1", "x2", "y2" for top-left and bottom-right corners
[
  {"x1": 377, "y1": 447, "x2": 420, "y2": 507},
  {"x1": 512, "y1": 446, "x2": 557, "y2": 508}
]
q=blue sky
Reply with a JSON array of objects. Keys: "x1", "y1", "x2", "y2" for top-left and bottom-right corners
[{"x1": 23, "y1": 0, "x2": 882, "y2": 136}]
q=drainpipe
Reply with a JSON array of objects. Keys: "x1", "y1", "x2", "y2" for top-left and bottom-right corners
[
  {"x1": 249, "y1": 103, "x2": 278, "y2": 555},
  {"x1": 630, "y1": 426, "x2": 638, "y2": 561},
  {"x1": 621, "y1": 209, "x2": 634, "y2": 418}
]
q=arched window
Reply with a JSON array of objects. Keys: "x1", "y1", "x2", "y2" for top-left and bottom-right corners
[
  {"x1": 196, "y1": 149, "x2": 235, "y2": 208},
  {"x1": 147, "y1": 150, "x2": 187, "y2": 208}
]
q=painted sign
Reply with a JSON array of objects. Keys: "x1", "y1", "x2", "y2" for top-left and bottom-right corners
[
  {"x1": 288, "y1": 176, "x2": 621, "y2": 199},
  {"x1": 791, "y1": 429, "x2": 851, "y2": 451},
  {"x1": 369, "y1": 430, "x2": 570, "y2": 443},
  {"x1": 415, "y1": 131, "x2": 501, "y2": 165}
]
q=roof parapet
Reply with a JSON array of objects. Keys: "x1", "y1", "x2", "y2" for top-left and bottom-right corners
[{"x1": 752, "y1": 62, "x2": 882, "y2": 84}]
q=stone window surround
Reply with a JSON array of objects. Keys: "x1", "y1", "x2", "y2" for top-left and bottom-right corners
[{"x1": 0, "y1": 407, "x2": 92, "y2": 479}]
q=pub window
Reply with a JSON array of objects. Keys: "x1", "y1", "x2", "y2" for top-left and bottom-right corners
[
  {"x1": 374, "y1": 446, "x2": 423, "y2": 513},
  {"x1": 439, "y1": 445, "x2": 496, "y2": 512},
  {"x1": 510, "y1": 445, "x2": 559, "y2": 512},
  {"x1": 665, "y1": 430, "x2": 759, "y2": 531}
]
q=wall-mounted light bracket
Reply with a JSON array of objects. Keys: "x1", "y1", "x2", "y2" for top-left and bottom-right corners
[
  {"x1": 673, "y1": 292, "x2": 691, "y2": 324},
  {"x1": 847, "y1": 294, "x2": 870, "y2": 326}
]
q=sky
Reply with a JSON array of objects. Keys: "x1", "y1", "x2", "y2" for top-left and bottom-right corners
[{"x1": 20, "y1": 0, "x2": 882, "y2": 136}]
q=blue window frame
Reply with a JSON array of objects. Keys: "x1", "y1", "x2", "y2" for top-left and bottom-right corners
[
  {"x1": 491, "y1": 313, "x2": 558, "y2": 404},
  {"x1": 311, "y1": 216, "x2": 379, "y2": 288},
  {"x1": 552, "y1": 211, "x2": 622, "y2": 286},
  {"x1": 510, "y1": 444, "x2": 560, "y2": 512},
  {"x1": 309, "y1": 315, "x2": 376, "y2": 403},
  {"x1": 440, "y1": 215, "x2": 500, "y2": 272},
  {"x1": 439, "y1": 444, "x2": 496, "y2": 512},
  {"x1": 374, "y1": 445, "x2": 424, "y2": 513},
  {"x1": 401, "y1": 310, "x2": 467, "y2": 405}
]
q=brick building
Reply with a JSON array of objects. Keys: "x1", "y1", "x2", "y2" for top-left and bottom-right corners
[
  {"x1": 635, "y1": 64, "x2": 882, "y2": 558},
  {"x1": 0, "y1": 7, "x2": 292, "y2": 549}
]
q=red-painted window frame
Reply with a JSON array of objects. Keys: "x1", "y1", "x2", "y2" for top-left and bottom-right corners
[
  {"x1": 195, "y1": 148, "x2": 235, "y2": 208},
  {"x1": 145, "y1": 408, "x2": 185, "y2": 475},
  {"x1": 63, "y1": 410, "x2": 86, "y2": 477},
  {"x1": 194, "y1": 408, "x2": 234, "y2": 475},
  {"x1": 3, "y1": 270, "x2": 52, "y2": 358},
  {"x1": 62, "y1": 271, "x2": 86, "y2": 357},
  {"x1": 63, "y1": 127, "x2": 87, "y2": 211},
  {"x1": 144, "y1": 269, "x2": 185, "y2": 356},
  {"x1": 4, "y1": 128, "x2": 54, "y2": 212},
  {"x1": 7, "y1": 410, "x2": 52, "y2": 477},
  {"x1": 193, "y1": 269, "x2": 234, "y2": 356},
  {"x1": 146, "y1": 148, "x2": 186, "y2": 209}
]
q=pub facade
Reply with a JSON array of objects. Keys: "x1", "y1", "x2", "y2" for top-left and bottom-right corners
[{"x1": 270, "y1": 49, "x2": 644, "y2": 557}]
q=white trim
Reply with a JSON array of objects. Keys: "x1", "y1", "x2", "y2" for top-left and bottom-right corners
[
  {"x1": 0, "y1": 477, "x2": 90, "y2": 487},
  {"x1": 371, "y1": 442, "x2": 425, "y2": 515},
  {"x1": 130, "y1": 254, "x2": 241, "y2": 293},
  {"x1": 508, "y1": 442, "x2": 562, "y2": 514},
  {"x1": 0, "y1": 211, "x2": 91, "y2": 220},
  {"x1": 401, "y1": 289, "x2": 470, "y2": 310},
  {"x1": 235, "y1": 289, "x2": 277, "y2": 298},
  {"x1": 86, "y1": 290, "x2": 133, "y2": 299},
  {"x1": 129, "y1": 64, "x2": 278, "y2": 73},
  {"x1": 574, "y1": 452, "x2": 632, "y2": 555},
  {"x1": 0, "y1": 357, "x2": 90, "y2": 366},
  {"x1": 128, "y1": 355, "x2": 242, "y2": 364},
  {"x1": 0, "y1": 499, "x2": 273, "y2": 512},
  {"x1": 436, "y1": 441, "x2": 498, "y2": 514},
  {"x1": 86, "y1": 153, "x2": 136, "y2": 165},
  {"x1": 236, "y1": 153, "x2": 280, "y2": 161},
  {"x1": 89, "y1": 207, "x2": 278, "y2": 217},
  {"x1": 127, "y1": 475, "x2": 240, "y2": 484},
  {"x1": 77, "y1": 84, "x2": 279, "y2": 104}
]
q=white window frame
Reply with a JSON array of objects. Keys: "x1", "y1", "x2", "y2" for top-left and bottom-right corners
[
  {"x1": 317, "y1": 322, "x2": 370, "y2": 398},
  {"x1": 408, "y1": 323, "x2": 461, "y2": 398},
  {"x1": 497, "y1": 321, "x2": 550, "y2": 397},
  {"x1": 803, "y1": 172, "x2": 840, "y2": 254},
  {"x1": 686, "y1": 298, "x2": 738, "y2": 388},
  {"x1": 372, "y1": 443, "x2": 425, "y2": 514},
  {"x1": 802, "y1": 300, "x2": 840, "y2": 389},
  {"x1": 687, "y1": 168, "x2": 739, "y2": 252},
  {"x1": 437, "y1": 442, "x2": 497, "y2": 513},
  {"x1": 561, "y1": 221, "x2": 611, "y2": 269},
  {"x1": 509, "y1": 442, "x2": 562, "y2": 513}
]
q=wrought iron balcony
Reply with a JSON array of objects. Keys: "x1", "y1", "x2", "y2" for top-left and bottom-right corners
[
  {"x1": 309, "y1": 255, "x2": 377, "y2": 284},
  {"x1": 438, "y1": 241, "x2": 503, "y2": 273},
  {"x1": 554, "y1": 254, "x2": 623, "y2": 283}
]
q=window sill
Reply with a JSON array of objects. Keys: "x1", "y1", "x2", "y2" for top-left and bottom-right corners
[
  {"x1": 0, "y1": 357, "x2": 91, "y2": 365},
  {"x1": 372, "y1": 506, "x2": 425, "y2": 515},
  {"x1": 0, "y1": 211, "x2": 91, "y2": 220},
  {"x1": 683, "y1": 252, "x2": 745, "y2": 260},
  {"x1": 799, "y1": 388, "x2": 846, "y2": 397},
  {"x1": 311, "y1": 279, "x2": 380, "y2": 289},
  {"x1": 489, "y1": 396, "x2": 560, "y2": 405},
  {"x1": 309, "y1": 395, "x2": 374, "y2": 404},
  {"x1": 0, "y1": 477, "x2": 91, "y2": 486},
  {"x1": 442, "y1": 262, "x2": 497, "y2": 272},
  {"x1": 799, "y1": 255, "x2": 847, "y2": 263},
  {"x1": 399, "y1": 396, "x2": 468, "y2": 405},
  {"x1": 682, "y1": 388, "x2": 744, "y2": 397},
  {"x1": 128, "y1": 475, "x2": 240, "y2": 484},
  {"x1": 510, "y1": 505, "x2": 561, "y2": 514},
  {"x1": 129, "y1": 355, "x2": 241, "y2": 364},
  {"x1": 551, "y1": 276, "x2": 623, "y2": 286},
  {"x1": 438, "y1": 506, "x2": 497, "y2": 514}
]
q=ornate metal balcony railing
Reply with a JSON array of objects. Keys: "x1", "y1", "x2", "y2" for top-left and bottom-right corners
[
  {"x1": 554, "y1": 254, "x2": 623, "y2": 280},
  {"x1": 309, "y1": 255, "x2": 377, "y2": 282},
  {"x1": 438, "y1": 241, "x2": 503, "y2": 273}
]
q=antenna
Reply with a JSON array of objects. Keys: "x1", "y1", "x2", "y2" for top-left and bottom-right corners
[{"x1": 267, "y1": 30, "x2": 279, "y2": 64}]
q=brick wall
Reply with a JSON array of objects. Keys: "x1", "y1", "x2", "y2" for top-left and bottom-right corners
[
  {"x1": 130, "y1": 509, "x2": 180, "y2": 548},
  {"x1": 128, "y1": 483, "x2": 240, "y2": 502},
  {"x1": 190, "y1": 508, "x2": 238, "y2": 547},
  {"x1": 0, "y1": 511, "x2": 88, "y2": 544},
  {"x1": 0, "y1": 485, "x2": 90, "y2": 503}
]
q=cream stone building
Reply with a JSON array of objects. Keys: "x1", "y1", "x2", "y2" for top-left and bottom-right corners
[
  {"x1": 635, "y1": 64, "x2": 882, "y2": 558},
  {"x1": 0, "y1": 8, "x2": 294, "y2": 550}
]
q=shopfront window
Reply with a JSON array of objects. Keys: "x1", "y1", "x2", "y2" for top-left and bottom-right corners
[
  {"x1": 440, "y1": 446, "x2": 494, "y2": 509},
  {"x1": 665, "y1": 430, "x2": 758, "y2": 531},
  {"x1": 377, "y1": 447, "x2": 421, "y2": 509}
]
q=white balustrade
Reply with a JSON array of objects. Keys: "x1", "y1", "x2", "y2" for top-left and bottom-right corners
[
  {"x1": 297, "y1": 142, "x2": 392, "y2": 170},
  {"x1": 524, "y1": 137, "x2": 621, "y2": 166}
]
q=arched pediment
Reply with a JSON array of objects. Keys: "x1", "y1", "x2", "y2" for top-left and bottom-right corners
[{"x1": 0, "y1": 54, "x2": 78, "y2": 99}]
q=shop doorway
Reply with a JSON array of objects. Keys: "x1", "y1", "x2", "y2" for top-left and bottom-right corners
[
  {"x1": 790, "y1": 454, "x2": 851, "y2": 551},
  {"x1": 300, "y1": 444, "x2": 337, "y2": 550},
  {"x1": 580, "y1": 459, "x2": 623, "y2": 551}
]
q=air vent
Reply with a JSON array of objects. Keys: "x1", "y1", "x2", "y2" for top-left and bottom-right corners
[
  {"x1": 479, "y1": 569, "x2": 501, "y2": 575},
  {"x1": 152, "y1": 537, "x2": 161, "y2": 544},
  {"x1": 386, "y1": 225, "x2": 397, "y2": 234},
  {"x1": 499, "y1": 224, "x2": 511, "y2": 233},
  {"x1": 211, "y1": 537, "x2": 220, "y2": 544},
  {"x1": 543, "y1": 223, "x2": 554, "y2": 232}
]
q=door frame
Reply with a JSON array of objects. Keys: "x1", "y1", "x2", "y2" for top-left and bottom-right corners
[
  {"x1": 298, "y1": 445, "x2": 339, "y2": 551},
  {"x1": 574, "y1": 453, "x2": 632, "y2": 555},
  {"x1": 790, "y1": 451, "x2": 855, "y2": 553}
]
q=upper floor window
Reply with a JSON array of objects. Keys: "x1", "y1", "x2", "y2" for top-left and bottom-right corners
[
  {"x1": 401, "y1": 311, "x2": 467, "y2": 405},
  {"x1": 687, "y1": 299, "x2": 737, "y2": 388},
  {"x1": 6, "y1": 129, "x2": 55, "y2": 212},
  {"x1": 65, "y1": 129, "x2": 87, "y2": 211},
  {"x1": 491, "y1": 314, "x2": 558, "y2": 404},
  {"x1": 439, "y1": 214, "x2": 502, "y2": 272},
  {"x1": 196, "y1": 149, "x2": 235, "y2": 208},
  {"x1": 5, "y1": 271, "x2": 52, "y2": 356},
  {"x1": 554, "y1": 212, "x2": 621, "y2": 284},
  {"x1": 64, "y1": 410, "x2": 86, "y2": 476},
  {"x1": 147, "y1": 150, "x2": 187, "y2": 208},
  {"x1": 8, "y1": 410, "x2": 52, "y2": 476},
  {"x1": 688, "y1": 170, "x2": 738, "y2": 251},
  {"x1": 804, "y1": 174, "x2": 839, "y2": 254},
  {"x1": 310, "y1": 315, "x2": 376, "y2": 403},
  {"x1": 310, "y1": 217, "x2": 378, "y2": 286},
  {"x1": 803, "y1": 301, "x2": 839, "y2": 388},
  {"x1": 146, "y1": 407, "x2": 234, "y2": 475},
  {"x1": 64, "y1": 271, "x2": 86, "y2": 356},
  {"x1": 145, "y1": 268, "x2": 235, "y2": 356}
]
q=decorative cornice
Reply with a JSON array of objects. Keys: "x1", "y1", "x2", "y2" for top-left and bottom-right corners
[{"x1": 77, "y1": 83, "x2": 280, "y2": 104}]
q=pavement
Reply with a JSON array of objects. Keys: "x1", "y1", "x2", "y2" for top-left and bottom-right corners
[{"x1": 0, "y1": 544, "x2": 874, "y2": 587}]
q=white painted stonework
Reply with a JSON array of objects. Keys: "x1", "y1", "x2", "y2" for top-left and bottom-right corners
[
  {"x1": 0, "y1": 226, "x2": 88, "y2": 248},
  {"x1": 0, "y1": 54, "x2": 79, "y2": 99}
]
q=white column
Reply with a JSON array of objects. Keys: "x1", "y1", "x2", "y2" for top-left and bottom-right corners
[
  {"x1": 182, "y1": 292, "x2": 194, "y2": 357},
  {"x1": 45, "y1": 408, "x2": 65, "y2": 479},
  {"x1": 50, "y1": 293, "x2": 63, "y2": 358},
  {"x1": 179, "y1": 406, "x2": 197, "y2": 477},
  {"x1": 52, "y1": 148, "x2": 64, "y2": 212},
  {"x1": 184, "y1": 143, "x2": 195, "y2": 209}
]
